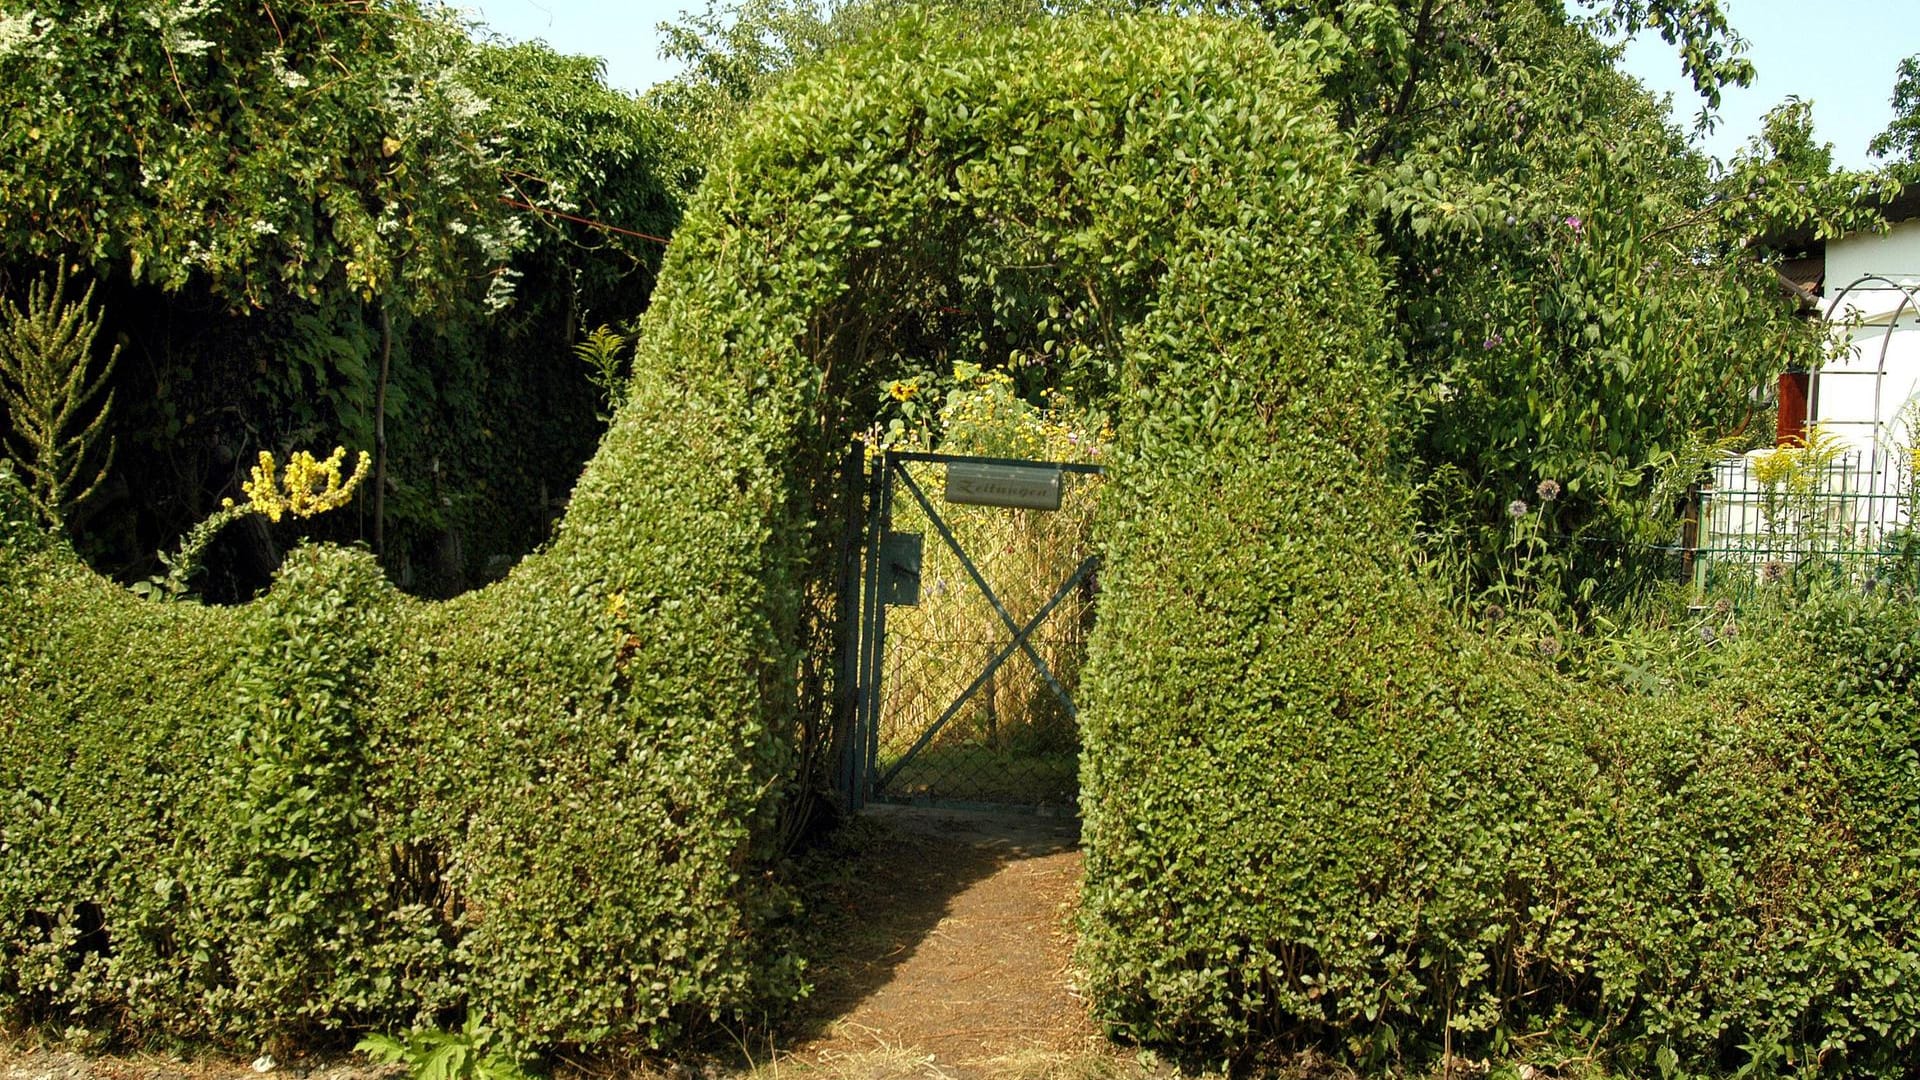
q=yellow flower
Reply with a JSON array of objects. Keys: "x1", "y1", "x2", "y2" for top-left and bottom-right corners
[
  {"x1": 1753, "y1": 447, "x2": 1793, "y2": 488},
  {"x1": 240, "y1": 446, "x2": 371, "y2": 522},
  {"x1": 887, "y1": 378, "x2": 920, "y2": 402}
]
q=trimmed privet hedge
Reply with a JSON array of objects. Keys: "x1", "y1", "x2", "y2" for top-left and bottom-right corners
[
  {"x1": 7, "y1": 13, "x2": 1914, "y2": 1075},
  {"x1": 1081, "y1": 587, "x2": 1920, "y2": 1074},
  {"x1": 1078, "y1": 423, "x2": 1920, "y2": 1080},
  {"x1": 0, "y1": 14, "x2": 1376, "y2": 1056},
  {"x1": 0, "y1": 469, "x2": 797, "y2": 1049}
]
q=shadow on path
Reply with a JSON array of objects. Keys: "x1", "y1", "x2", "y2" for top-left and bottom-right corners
[{"x1": 776, "y1": 805, "x2": 1094, "y2": 1073}]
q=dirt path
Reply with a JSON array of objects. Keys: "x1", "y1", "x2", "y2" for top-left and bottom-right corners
[{"x1": 777, "y1": 806, "x2": 1118, "y2": 1078}]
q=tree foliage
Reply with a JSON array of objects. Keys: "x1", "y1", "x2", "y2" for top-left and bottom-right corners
[
  {"x1": 0, "y1": 0, "x2": 521, "y2": 314},
  {"x1": 1870, "y1": 53, "x2": 1920, "y2": 166},
  {"x1": 646, "y1": 0, "x2": 1045, "y2": 180},
  {"x1": 0, "y1": 2, "x2": 683, "y2": 598}
]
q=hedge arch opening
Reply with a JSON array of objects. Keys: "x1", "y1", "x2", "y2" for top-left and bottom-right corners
[
  {"x1": 0, "y1": 11, "x2": 1393, "y2": 1051},
  {"x1": 554, "y1": 8, "x2": 1400, "y2": 828}
]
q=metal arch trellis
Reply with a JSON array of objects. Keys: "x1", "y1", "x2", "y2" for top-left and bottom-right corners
[
  {"x1": 1815, "y1": 273, "x2": 1920, "y2": 479},
  {"x1": 839, "y1": 448, "x2": 1104, "y2": 813}
]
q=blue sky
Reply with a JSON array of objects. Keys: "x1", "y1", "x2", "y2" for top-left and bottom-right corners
[{"x1": 465, "y1": 0, "x2": 1911, "y2": 170}]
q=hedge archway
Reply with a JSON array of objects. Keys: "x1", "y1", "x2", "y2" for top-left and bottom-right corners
[{"x1": 1, "y1": 13, "x2": 1388, "y2": 1050}]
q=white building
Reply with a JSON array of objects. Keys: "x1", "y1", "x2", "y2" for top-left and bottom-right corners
[
  {"x1": 1817, "y1": 215, "x2": 1920, "y2": 470},
  {"x1": 1695, "y1": 192, "x2": 1919, "y2": 582}
]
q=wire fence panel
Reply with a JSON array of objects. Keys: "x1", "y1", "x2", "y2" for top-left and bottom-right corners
[{"x1": 1693, "y1": 448, "x2": 1917, "y2": 598}]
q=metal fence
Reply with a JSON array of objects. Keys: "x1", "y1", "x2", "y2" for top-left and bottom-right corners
[{"x1": 1691, "y1": 448, "x2": 1917, "y2": 596}]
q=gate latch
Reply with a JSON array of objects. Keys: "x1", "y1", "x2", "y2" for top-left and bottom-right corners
[{"x1": 881, "y1": 531, "x2": 922, "y2": 606}]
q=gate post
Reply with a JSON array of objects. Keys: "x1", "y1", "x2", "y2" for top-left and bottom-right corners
[
  {"x1": 830, "y1": 443, "x2": 866, "y2": 810},
  {"x1": 856, "y1": 451, "x2": 896, "y2": 807}
]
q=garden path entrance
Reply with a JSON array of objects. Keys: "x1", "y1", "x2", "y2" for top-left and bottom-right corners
[{"x1": 840, "y1": 451, "x2": 1102, "y2": 813}]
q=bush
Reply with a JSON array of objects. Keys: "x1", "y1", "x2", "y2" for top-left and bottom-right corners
[
  {"x1": 7, "y1": 11, "x2": 1914, "y2": 1076},
  {"x1": 1081, "y1": 506, "x2": 1920, "y2": 1076},
  {"x1": 0, "y1": 12, "x2": 1370, "y2": 1055}
]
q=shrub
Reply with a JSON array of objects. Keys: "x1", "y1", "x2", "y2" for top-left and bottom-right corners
[
  {"x1": 1080, "y1": 495, "x2": 1920, "y2": 1076},
  {"x1": 0, "y1": 12, "x2": 1371, "y2": 1056}
]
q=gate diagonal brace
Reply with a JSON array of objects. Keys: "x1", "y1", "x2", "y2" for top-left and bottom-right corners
[
  {"x1": 895, "y1": 464, "x2": 1081, "y2": 716},
  {"x1": 878, "y1": 552, "x2": 1100, "y2": 792}
]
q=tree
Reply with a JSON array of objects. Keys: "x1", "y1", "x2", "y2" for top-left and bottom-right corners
[
  {"x1": 0, "y1": 0, "x2": 519, "y2": 314},
  {"x1": 1869, "y1": 53, "x2": 1920, "y2": 166},
  {"x1": 0, "y1": 2, "x2": 686, "y2": 595}
]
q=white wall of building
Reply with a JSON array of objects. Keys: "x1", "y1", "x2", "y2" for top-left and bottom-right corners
[{"x1": 1819, "y1": 218, "x2": 1920, "y2": 467}]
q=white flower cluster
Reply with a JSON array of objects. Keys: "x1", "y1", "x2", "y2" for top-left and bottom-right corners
[{"x1": 0, "y1": 10, "x2": 45, "y2": 58}]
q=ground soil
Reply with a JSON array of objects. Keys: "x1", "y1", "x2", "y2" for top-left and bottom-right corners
[{"x1": 768, "y1": 805, "x2": 1137, "y2": 1078}]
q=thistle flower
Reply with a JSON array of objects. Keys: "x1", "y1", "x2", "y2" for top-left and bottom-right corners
[
  {"x1": 1535, "y1": 478, "x2": 1561, "y2": 503},
  {"x1": 1508, "y1": 498, "x2": 1529, "y2": 519}
]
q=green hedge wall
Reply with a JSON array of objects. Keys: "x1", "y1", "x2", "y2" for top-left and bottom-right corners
[
  {"x1": 0, "y1": 14, "x2": 1374, "y2": 1055},
  {"x1": 1077, "y1": 371, "x2": 1920, "y2": 1075},
  {"x1": 1081, "y1": 581, "x2": 1920, "y2": 1074},
  {"x1": 7, "y1": 11, "x2": 1914, "y2": 1075},
  {"x1": 1, "y1": 458, "x2": 798, "y2": 1049}
]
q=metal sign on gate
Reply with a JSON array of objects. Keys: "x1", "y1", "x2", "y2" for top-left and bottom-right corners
[
  {"x1": 839, "y1": 450, "x2": 1102, "y2": 813},
  {"x1": 944, "y1": 462, "x2": 1063, "y2": 510}
]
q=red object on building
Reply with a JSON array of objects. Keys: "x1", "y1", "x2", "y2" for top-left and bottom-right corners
[{"x1": 1777, "y1": 370, "x2": 1810, "y2": 445}]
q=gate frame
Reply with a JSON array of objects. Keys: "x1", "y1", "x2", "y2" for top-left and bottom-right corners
[{"x1": 838, "y1": 448, "x2": 1103, "y2": 811}]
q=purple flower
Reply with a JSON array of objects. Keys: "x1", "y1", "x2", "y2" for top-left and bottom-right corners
[
  {"x1": 1482, "y1": 334, "x2": 1504, "y2": 350},
  {"x1": 1564, "y1": 215, "x2": 1583, "y2": 234},
  {"x1": 1535, "y1": 478, "x2": 1561, "y2": 503},
  {"x1": 1508, "y1": 499, "x2": 1529, "y2": 519}
]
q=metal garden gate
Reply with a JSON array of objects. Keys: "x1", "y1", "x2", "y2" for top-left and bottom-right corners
[{"x1": 837, "y1": 450, "x2": 1102, "y2": 812}]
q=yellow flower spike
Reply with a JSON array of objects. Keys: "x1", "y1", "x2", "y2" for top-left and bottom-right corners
[{"x1": 234, "y1": 445, "x2": 369, "y2": 523}]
